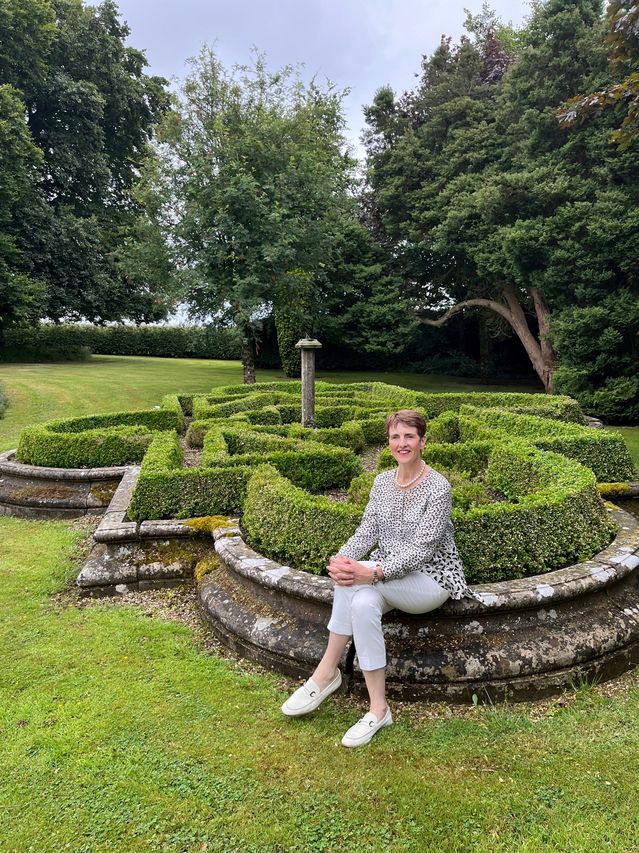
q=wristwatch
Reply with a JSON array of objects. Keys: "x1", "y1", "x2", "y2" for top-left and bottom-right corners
[{"x1": 372, "y1": 566, "x2": 381, "y2": 585}]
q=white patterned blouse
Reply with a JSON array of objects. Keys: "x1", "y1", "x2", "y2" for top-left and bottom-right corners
[{"x1": 339, "y1": 467, "x2": 472, "y2": 600}]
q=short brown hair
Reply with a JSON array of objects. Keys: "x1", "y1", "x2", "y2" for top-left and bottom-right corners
[{"x1": 385, "y1": 409, "x2": 427, "y2": 438}]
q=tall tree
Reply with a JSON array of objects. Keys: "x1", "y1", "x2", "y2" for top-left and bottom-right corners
[
  {"x1": 315, "y1": 215, "x2": 421, "y2": 363},
  {"x1": 0, "y1": 0, "x2": 171, "y2": 325},
  {"x1": 156, "y1": 48, "x2": 354, "y2": 382},
  {"x1": 364, "y1": 1, "x2": 637, "y2": 396},
  {"x1": 558, "y1": 1, "x2": 639, "y2": 148},
  {"x1": 0, "y1": 83, "x2": 47, "y2": 344}
]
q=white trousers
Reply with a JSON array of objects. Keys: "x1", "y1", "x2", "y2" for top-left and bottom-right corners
[{"x1": 326, "y1": 562, "x2": 450, "y2": 671}]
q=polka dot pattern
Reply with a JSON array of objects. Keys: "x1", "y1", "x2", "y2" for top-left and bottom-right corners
[{"x1": 339, "y1": 468, "x2": 472, "y2": 600}]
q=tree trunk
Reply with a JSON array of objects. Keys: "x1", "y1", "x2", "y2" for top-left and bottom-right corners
[
  {"x1": 242, "y1": 336, "x2": 256, "y2": 384},
  {"x1": 418, "y1": 284, "x2": 555, "y2": 392},
  {"x1": 530, "y1": 286, "x2": 556, "y2": 394}
]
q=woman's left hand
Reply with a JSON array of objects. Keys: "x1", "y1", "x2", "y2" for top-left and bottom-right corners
[{"x1": 328, "y1": 555, "x2": 374, "y2": 586}]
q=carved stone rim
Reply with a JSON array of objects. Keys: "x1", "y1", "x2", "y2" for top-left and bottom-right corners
[
  {"x1": 0, "y1": 449, "x2": 128, "y2": 481},
  {"x1": 211, "y1": 505, "x2": 639, "y2": 616}
]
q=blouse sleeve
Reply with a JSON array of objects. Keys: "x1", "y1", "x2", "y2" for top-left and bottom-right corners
[
  {"x1": 382, "y1": 482, "x2": 453, "y2": 582},
  {"x1": 338, "y1": 480, "x2": 379, "y2": 560}
]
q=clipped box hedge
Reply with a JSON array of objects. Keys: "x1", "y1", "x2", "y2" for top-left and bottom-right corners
[
  {"x1": 199, "y1": 427, "x2": 362, "y2": 492},
  {"x1": 129, "y1": 424, "x2": 362, "y2": 520},
  {"x1": 17, "y1": 424, "x2": 154, "y2": 468},
  {"x1": 128, "y1": 432, "x2": 251, "y2": 520},
  {"x1": 242, "y1": 437, "x2": 614, "y2": 583},
  {"x1": 16, "y1": 378, "x2": 629, "y2": 586},
  {"x1": 459, "y1": 405, "x2": 635, "y2": 482},
  {"x1": 243, "y1": 464, "x2": 362, "y2": 574},
  {"x1": 16, "y1": 402, "x2": 183, "y2": 468}
]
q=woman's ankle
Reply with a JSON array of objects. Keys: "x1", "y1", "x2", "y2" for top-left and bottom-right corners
[
  {"x1": 312, "y1": 666, "x2": 339, "y2": 688},
  {"x1": 369, "y1": 703, "x2": 388, "y2": 720}
]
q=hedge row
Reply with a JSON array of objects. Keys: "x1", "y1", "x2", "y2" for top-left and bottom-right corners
[
  {"x1": 455, "y1": 446, "x2": 615, "y2": 582},
  {"x1": 242, "y1": 439, "x2": 614, "y2": 582},
  {"x1": 0, "y1": 323, "x2": 241, "y2": 362},
  {"x1": 128, "y1": 432, "x2": 251, "y2": 520},
  {"x1": 16, "y1": 403, "x2": 183, "y2": 468},
  {"x1": 186, "y1": 416, "x2": 375, "y2": 453},
  {"x1": 206, "y1": 381, "x2": 584, "y2": 422},
  {"x1": 243, "y1": 465, "x2": 362, "y2": 574},
  {"x1": 412, "y1": 391, "x2": 583, "y2": 422},
  {"x1": 17, "y1": 425, "x2": 154, "y2": 468},
  {"x1": 458, "y1": 405, "x2": 635, "y2": 482},
  {"x1": 128, "y1": 426, "x2": 362, "y2": 520}
]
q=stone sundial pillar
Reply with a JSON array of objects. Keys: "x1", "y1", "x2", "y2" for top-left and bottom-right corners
[{"x1": 295, "y1": 337, "x2": 322, "y2": 427}]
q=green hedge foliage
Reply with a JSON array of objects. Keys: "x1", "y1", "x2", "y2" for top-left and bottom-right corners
[
  {"x1": 245, "y1": 439, "x2": 613, "y2": 583},
  {"x1": 412, "y1": 391, "x2": 583, "y2": 422},
  {"x1": 16, "y1": 404, "x2": 182, "y2": 468},
  {"x1": 16, "y1": 379, "x2": 629, "y2": 585},
  {"x1": 459, "y1": 405, "x2": 635, "y2": 482},
  {"x1": 129, "y1": 424, "x2": 362, "y2": 520},
  {"x1": 0, "y1": 323, "x2": 241, "y2": 362},
  {"x1": 128, "y1": 432, "x2": 251, "y2": 520},
  {"x1": 17, "y1": 424, "x2": 153, "y2": 468},
  {"x1": 199, "y1": 427, "x2": 362, "y2": 492},
  {"x1": 243, "y1": 465, "x2": 363, "y2": 574},
  {"x1": 186, "y1": 417, "x2": 371, "y2": 452},
  {"x1": 454, "y1": 448, "x2": 615, "y2": 583}
]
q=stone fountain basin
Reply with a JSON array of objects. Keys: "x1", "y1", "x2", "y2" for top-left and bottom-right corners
[{"x1": 200, "y1": 506, "x2": 639, "y2": 703}]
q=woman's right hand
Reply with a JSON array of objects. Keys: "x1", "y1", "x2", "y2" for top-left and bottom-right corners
[{"x1": 328, "y1": 555, "x2": 374, "y2": 586}]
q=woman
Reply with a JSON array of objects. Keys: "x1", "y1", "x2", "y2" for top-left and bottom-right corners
[{"x1": 281, "y1": 409, "x2": 473, "y2": 747}]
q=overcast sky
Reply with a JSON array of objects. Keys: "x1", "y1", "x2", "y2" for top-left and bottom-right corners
[{"x1": 91, "y1": 0, "x2": 531, "y2": 155}]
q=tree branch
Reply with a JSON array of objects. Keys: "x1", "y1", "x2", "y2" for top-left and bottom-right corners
[{"x1": 417, "y1": 298, "x2": 514, "y2": 327}]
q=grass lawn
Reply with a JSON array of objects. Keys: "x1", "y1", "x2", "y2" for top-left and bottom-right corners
[
  {"x1": 1, "y1": 355, "x2": 639, "y2": 850},
  {"x1": 611, "y1": 426, "x2": 639, "y2": 471},
  {"x1": 3, "y1": 518, "x2": 639, "y2": 852}
]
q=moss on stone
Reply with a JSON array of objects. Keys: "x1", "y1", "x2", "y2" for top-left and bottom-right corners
[
  {"x1": 194, "y1": 555, "x2": 221, "y2": 584},
  {"x1": 89, "y1": 483, "x2": 118, "y2": 504},
  {"x1": 138, "y1": 539, "x2": 204, "y2": 567},
  {"x1": 13, "y1": 484, "x2": 77, "y2": 501},
  {"x1": 598, "y1": 483, "x2": 633, "y2": 497},
  {"x1": 183, "y1": 515, "x2": 235, "y2": 535}
]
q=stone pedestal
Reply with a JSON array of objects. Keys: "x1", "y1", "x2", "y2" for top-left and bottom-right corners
[{"x1": 295, "y1": 337, "x2": 322, "y2": 427}]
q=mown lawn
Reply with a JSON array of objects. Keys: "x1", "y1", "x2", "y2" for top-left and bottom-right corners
[
  {"x1": 3, "y1": 517, "x2": 639, "y2": 852},
  {"x1": 1, "y1": 355, "x2": 639, "y2": 851}
]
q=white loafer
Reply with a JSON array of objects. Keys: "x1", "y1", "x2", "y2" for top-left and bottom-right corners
[
  {"x1": 341, "y1": 707, "x2": 393, "y2": 747},
  {"x1": 281, "y1": 670, "x2": 342, "y2": 717}
]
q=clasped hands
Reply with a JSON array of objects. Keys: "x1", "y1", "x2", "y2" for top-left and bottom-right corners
[{"x1": 327, "y1": 554, "x2": 374, "y2": 586}]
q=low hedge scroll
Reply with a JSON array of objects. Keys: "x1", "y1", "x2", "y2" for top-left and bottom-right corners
[{"x1": 16, "y1": 381, "x2": 628, "y2": 582}]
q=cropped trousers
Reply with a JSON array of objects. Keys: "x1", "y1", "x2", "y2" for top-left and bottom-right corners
[{"x1": 326, "y1": 562, "x2": 449, "y2": 671}]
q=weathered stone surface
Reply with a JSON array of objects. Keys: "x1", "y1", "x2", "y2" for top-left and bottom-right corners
[
  {"x1": 139, "y1": 520, "x2": 197, "y2": 538},
  {"x1": 78, "y1": 543, "x2": 139, "y2": 586},
  {"x1": 0, "y1": 502, "x2": 85, "y2": 520},
  {"x1": 0, "y1": 450, "x2": 127, "y2": 481},
  {"x1": 78, "y1": 534, "x2": 214, "y2": 594},
  {"x1": 0, "y1": 450, "x2": 126, "y2": 517}
]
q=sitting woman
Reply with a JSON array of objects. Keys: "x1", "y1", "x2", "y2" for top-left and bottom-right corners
[{"x1": 281, "y1": 408, "x2": 474, "y2": 747}]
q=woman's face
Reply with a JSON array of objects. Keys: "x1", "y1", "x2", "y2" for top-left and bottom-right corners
[{"x1": 388, "y1": 421, "x2": 425, "y2": 466}]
